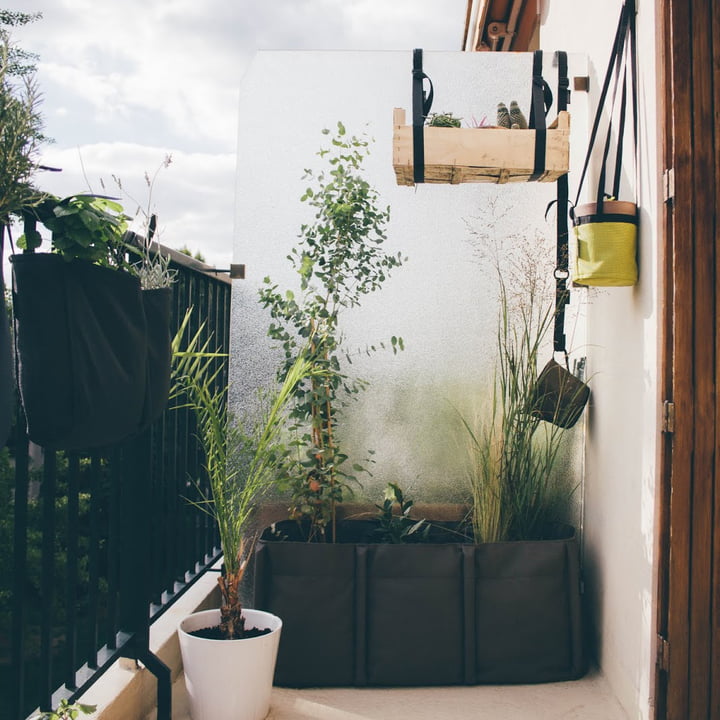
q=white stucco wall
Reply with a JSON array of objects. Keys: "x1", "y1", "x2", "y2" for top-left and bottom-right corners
[
  {"x1": 230, "y1": 50, "x2": 589, "y2": 505},
  {"x1": 540, "y1": 2, "x2": 659, "y2": 718}
]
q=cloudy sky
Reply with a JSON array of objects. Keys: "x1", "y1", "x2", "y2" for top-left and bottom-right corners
[{"x1": 5, "y1": 0, "x2": 466, "y2": 270}]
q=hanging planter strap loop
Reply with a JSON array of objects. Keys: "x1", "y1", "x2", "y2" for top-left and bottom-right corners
[
  {"x1": 532, "y1": 50, "x2": 590, "y2": 429},
  {"x1": 412, "y1": 48, "x2": 434, "y2": 184},
  {"x1": 528, "y1": 50, "x2": 551, "y2": 181},
  {"x1": 552, "y1": 50, "x2": 570, "y2": 354},
  {"x1": 571, "y1": 0, "x2": 639, "y2": 287}
]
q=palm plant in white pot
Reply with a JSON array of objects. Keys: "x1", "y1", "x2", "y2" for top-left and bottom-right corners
[{"x1": 172, "y1": 316, "x2": 318, "y2": 720}]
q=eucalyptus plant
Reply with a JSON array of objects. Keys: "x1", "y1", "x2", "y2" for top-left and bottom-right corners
[
  {"x1": 259, "y1": 122, "x2": 404, "y2": 542},
  {"x1": 171, "y1": 312, "x2": 320, "y2": 639}
]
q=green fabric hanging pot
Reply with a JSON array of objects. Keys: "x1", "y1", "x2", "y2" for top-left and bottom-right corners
[{"x1": 572, "y1": 200, "x2": 638, "y2": 287}]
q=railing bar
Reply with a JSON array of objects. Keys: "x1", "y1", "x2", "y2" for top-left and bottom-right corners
[
  {"x1": 39, "y1": 450, "x2": 58, "y2": 711},
  {"x1": 192, "y1": 276, "x2": 210, "y2": 569},
  {"x1": 64, "y1": 453, "x2": 80, "y2": 689},
  {"x1": 176, "y1": 273, "x2": 191, "y2": 582},
  {"x1": 215, "y1": 283, "x2": 224, "y2": 559},
  {"x1": 164, "y1": 403, "x2": 177, "y2": 595},
  {"x1": 10, "y1": 417, "x2": 30, "y2": 720},
  {"x1": 204, "y1": 282, "x2": 218, "y2": 557},
  {"x1": 86, "y1": 454, "x2": 101, "y2": 670},
  {"x1": 105, "y1": 448, "x2": 121, "y2": 650},
  {"x1": 177, "y1": 273, "x2": 193, "y2": 583},
  {"x1": 149, "y1": 421, "x2": 163, "y2": 606},
  {"x1": 156, "y1": 413, "x2": 169, "y2": 601},
  {"x1": 145, "y1": 423, "x2": 158, "y2": 607},
  {"x1": 184, "y1": 275, "x2": 203, "y2": 577},
  {"x1": 166, "y1": 274, "x2": 182, "y2": 591},
  {"x1": 217, "y1": 280, "x2": 231, "y2": 558},
  {"x1": 164, "y1": 410, "x2": 176, "y2": 599},
  {"x1": 9, "y1": 253, "x2": 235, "y2": 720}
]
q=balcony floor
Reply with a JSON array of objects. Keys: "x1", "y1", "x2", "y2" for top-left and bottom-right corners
[{"x1": 156, "y1": 668, "x2": 629, "y2": 720}]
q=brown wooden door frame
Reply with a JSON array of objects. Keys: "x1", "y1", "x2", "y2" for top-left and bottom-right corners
[{"x1": 655, "y1": 0, "x2": 720, "y2": 717}]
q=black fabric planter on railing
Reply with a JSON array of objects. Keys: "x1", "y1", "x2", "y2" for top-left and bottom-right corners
[
  {"x1": 10, "y1": 253, "x2": 172, "y2": 450},
  {"x1": 254, "y1": 519, "x2": 585, "y2": 687}
]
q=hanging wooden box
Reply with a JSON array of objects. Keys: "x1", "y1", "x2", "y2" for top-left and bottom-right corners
[{"x1": 392, "y1": 108, "x2": 570, "y2": 186}]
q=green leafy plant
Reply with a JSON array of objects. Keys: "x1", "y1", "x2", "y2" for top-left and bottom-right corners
[
  {"x1": 259, "y1": 121, "x2": 404, "y2": 542},
  {"x1": 373, "y1": 482, "x2": 429, "y2": 544},
  {"x1": 171, "y1": 312, "x2": 321, "y2": 639},
  {"x1": 29, "y1": 698, "x2": 96, "y2": 720},
  {"x1": 427, "y1": 112, "x2": 462, "y2": 128},
  {"x1": 19, "y1": 194, "x2": 130, "y2": 267}
]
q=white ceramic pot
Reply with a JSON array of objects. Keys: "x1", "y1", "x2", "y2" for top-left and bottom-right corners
[{"x1": 178, "y1": 608, "x2": 282, "y2": 720}]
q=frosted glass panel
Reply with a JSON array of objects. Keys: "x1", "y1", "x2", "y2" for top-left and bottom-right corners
[{"x1": 231, "y1": 50, "x2": 588, "y2": 506}]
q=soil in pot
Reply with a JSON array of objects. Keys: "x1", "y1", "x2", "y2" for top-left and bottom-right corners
[{"x1": 189, "y1": 625, "x2": 272, "y2": 641}]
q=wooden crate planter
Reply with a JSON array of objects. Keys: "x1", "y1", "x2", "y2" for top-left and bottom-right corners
[
  {"x1": 253, "y1": 519, "x2": 586, "y2": 687},
  {"x1": 392, "y1": 108, "x2": 570, "y2": 185}
]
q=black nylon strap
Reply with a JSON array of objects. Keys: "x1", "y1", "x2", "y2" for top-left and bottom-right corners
[
  {"x1": 612, "y1": 73, "x2": 628, "y2": 199},
  {"x1": 553, "y1": 51, "x2": 570, "y2": 354},
  {"x1": 412, "y1": 48, "x2": 433, "y2": 184},
  {"x1": 595, "y1": 29, "x2": 628, "y2": 210},
  {"x1": 574, "y1": 212, "x2": 638, "y2": 225},
  {"x1": 528, "y1": 51, "x2": 548, "y2": 181},
  {"x1": 628, "y1": 0, "x2": 638, "y2": 200},
  {"x1": 573, "y1": 0, "x2": 632, "y2": 208}
]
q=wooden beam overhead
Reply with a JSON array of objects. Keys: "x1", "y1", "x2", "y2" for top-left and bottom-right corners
[{"x1": 463, "y1": 0, "x2": 540, "y2": 52}]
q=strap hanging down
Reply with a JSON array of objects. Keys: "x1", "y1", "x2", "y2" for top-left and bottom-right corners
[
  {"x1": 572, "y1": 0, "x2": 636, "y2": 210},
  {"x1": 528, "y1": 51, "x2": 552, "y2": 181},
  {"x1": 552, "y1": 51, "x2": 571, "y2": 354},
  {"x1": 412, "y1": 48, "x2": 434, "y2": 184}
]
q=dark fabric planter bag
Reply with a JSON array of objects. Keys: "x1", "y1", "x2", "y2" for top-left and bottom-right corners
[
  {"x1": 255, "y1": 520, "x2": 585, "y2": 688},
  {"x1": 11, "y1": 253, "x2": 172, "y2": 450}
]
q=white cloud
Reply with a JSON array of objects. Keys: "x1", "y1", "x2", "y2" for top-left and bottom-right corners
[
  {"x1": 3, "y1": 0, "x2": 466, "y2": 275},
  {"x1": 34, "y1": 143, "x2": 236, "y2": 269}
]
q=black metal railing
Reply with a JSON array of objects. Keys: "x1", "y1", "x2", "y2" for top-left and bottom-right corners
[{"x1": 1, "y1": 245, "x2": 232, "y2": 720}]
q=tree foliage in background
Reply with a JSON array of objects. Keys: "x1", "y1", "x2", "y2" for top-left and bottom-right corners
[
  {"x1": 0, "y1": 10, "x2": 42, "y2": 76},
  {"x1": 179, "y1": 246, "x2": 206, "y2": 263},
  {"x1": 259, "y1": 122, "x2": 404, "y2": 542},
  {"x1": 0, "y1": 9, "x2": 47, "y2": 224}
]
